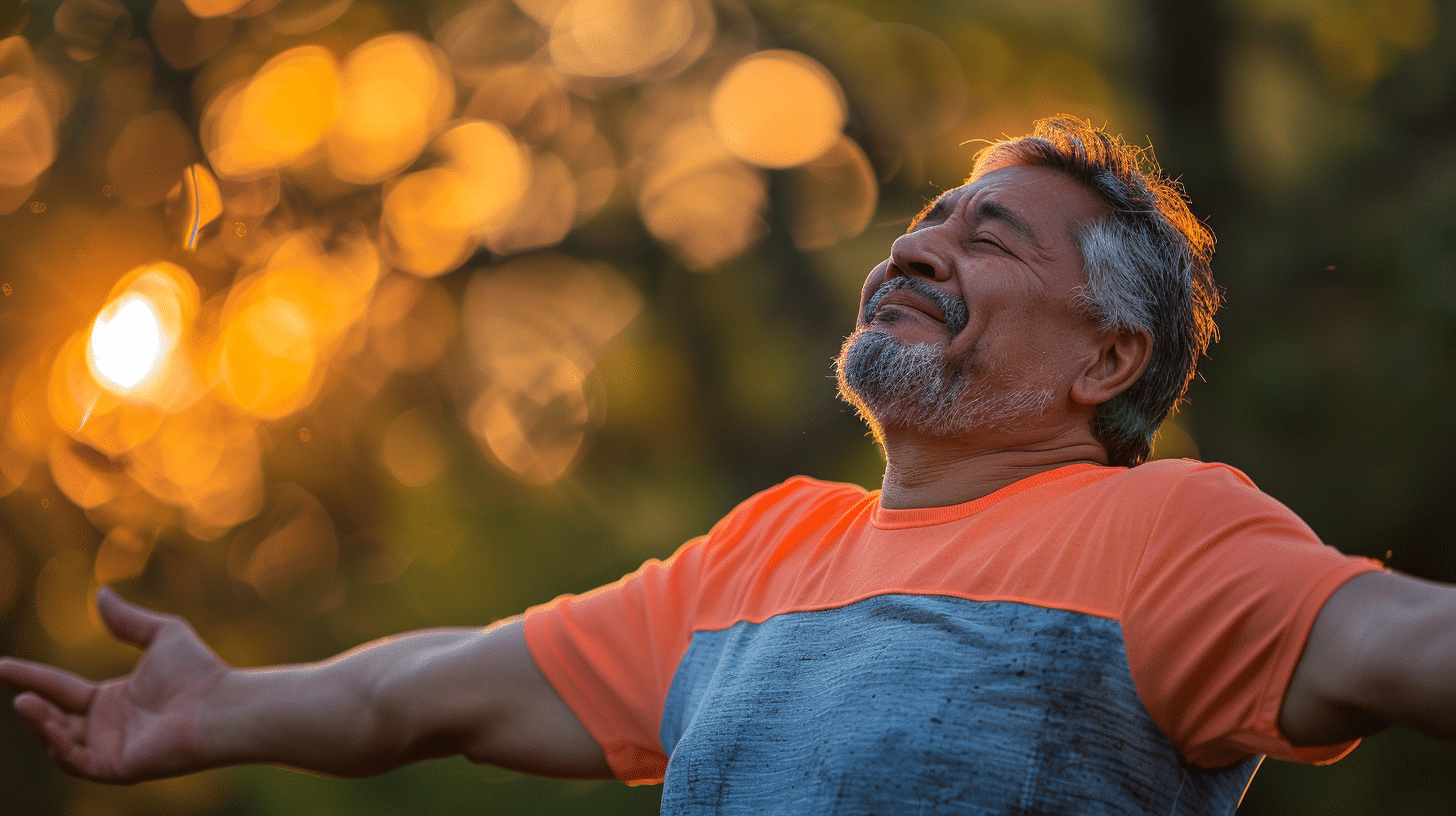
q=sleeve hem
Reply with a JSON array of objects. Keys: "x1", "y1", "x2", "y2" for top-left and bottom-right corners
[
  {"x1": 522, "y1": 605, "x2": 671, "y2": 783},
  {"x1": 1249, "y1": 557, "x2": 1385, "y2": 764}
]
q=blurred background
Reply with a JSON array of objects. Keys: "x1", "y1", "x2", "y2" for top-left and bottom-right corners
[{"x1": 0, "y1": 0, "x2": 1453, "y2": 813}]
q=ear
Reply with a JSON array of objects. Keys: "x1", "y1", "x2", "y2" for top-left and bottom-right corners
[{"x1": 1070, "y1": 328, "x2": 1152, "y2": 406}]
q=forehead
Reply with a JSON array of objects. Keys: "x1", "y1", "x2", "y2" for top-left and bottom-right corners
[{"x1": 926, "y1": 165, "x2": 1108, "y2": 242}]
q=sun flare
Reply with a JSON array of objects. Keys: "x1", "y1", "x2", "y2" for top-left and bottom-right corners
[{"x1": 88, "y1": 294, "x2": 167, "y2": 393}]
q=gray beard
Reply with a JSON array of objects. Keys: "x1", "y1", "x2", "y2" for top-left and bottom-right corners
[{"x1": 834, "y1": 327, "x2": 1056, "y2": 439}]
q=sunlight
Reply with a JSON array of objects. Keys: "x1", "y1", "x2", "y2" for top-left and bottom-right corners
[{"x1": 88, "y1": 294, "x2": 167, "y2": 394}]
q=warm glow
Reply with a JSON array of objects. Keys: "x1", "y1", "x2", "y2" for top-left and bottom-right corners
[
  {"x1": 216, "y1": 293, "x2": 319, "y2": 420},
  {"x1": 52, "y1": 331, "x2": 166, "y2": 458},
  {"x1": 183, "y1": 0, "x2": 252, "y2": 17},
  {"x1": 48, "y1": 436, "x2": 126, "y2": 510},
  {"x1": 483, "y1": 150, "x2": 576, "y2": 255},
  {"x1": 548, "y1": 0, "x2": 710, "y2": 79},
  {"x1": 89, "y1": 294, "x2": 166, "y2": 393},
  {"x1": 206, "y1": 45, "x2": 339, "y2": 177},
  {"x1": 636, "y1": 118, "x2": 767, "y2": 268},
  {"x1": 383, "y1": 169, "x2": 489, "y2": 276},
  {"x1": 0, "y1": 37, "x2": 57, "y2": 199},
  {"x1": 250, "y1": 231, "x2": 380, "y2": 341},
  {"x1": 81, "y1": 262, "x2": 200, "y2": 408},
  {"x1": 434, "y1": 120, "x2": 532, "y2": 230},
  {"x1": 326, "y1": 33, "x2": 454, "y2": 184},
  {"x1": 382, "y1": 121, "x2": 529, "y2": 275},
  {"x1": 782, "y1": 135, "x2": 877, "y2": 250},
  {"x1": 460, "y1": 255, "x2": 640, "y2": 484},
  {"x1": 709, "y1": 50, "x2": 846, "y2": 168}
]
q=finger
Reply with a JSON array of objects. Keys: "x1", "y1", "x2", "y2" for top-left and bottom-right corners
[
  {"x1": 96, "y1": 586, "x2": 170, "y2": 649},
  {"x1": 13, "y1": 692, "x2": 82, "y2": 751},
  {"x1": 16, "y1": 696, "x2": 98, "y2": 779},
  {"x1": 0, "y1": 657, "x2": 97, "y2": 713},
  {"x1": 13, "y1": 691, "x2": 65, "y2": 733}
]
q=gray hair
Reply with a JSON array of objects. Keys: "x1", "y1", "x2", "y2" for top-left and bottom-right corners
[{"x1": 969, "y1": 116, "x2": 1220, "y2": 467}]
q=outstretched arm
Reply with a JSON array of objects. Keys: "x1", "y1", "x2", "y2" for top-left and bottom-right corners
[
  {"x1": 0, "y1": 588, "x2": 610, "y2": 784},
  {"x1": 1281, "y1": 570, "x2": 1456, "y2": 748}
]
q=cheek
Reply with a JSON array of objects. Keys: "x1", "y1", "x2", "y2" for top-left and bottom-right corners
[{"x1": 948, "y1": 308, "x2": 1077, "y2": 379}]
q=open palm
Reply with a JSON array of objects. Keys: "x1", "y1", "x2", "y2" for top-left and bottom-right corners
[{"x1": 0, "y1": 587, "x2": 230, "y2": 783}]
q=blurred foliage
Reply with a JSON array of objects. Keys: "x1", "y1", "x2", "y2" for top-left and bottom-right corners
[{"x1": 0, "y1": 0, "x2": 1454, "y2": 813}]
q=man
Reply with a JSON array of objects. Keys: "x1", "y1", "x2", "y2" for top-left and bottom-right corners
[{"x1": 2, "y1": 117, "x2": 1453, "y2": 814}]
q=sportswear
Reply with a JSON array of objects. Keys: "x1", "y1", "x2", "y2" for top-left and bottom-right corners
[{"x1": 523, "y1": 460, "x2": 1381, "y2": 814}]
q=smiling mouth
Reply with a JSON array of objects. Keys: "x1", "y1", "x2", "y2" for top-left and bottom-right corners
[
  {"x1": 863, "y1": 278, "x2": 968, "y2": 335},
  {"x1": 875, "y1": 293, "x2": 945, "y2": 324}
]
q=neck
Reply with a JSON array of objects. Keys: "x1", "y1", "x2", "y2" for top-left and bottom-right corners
[{"x1": 876, "y1": 425, "x2": 1109, "y2": 509}]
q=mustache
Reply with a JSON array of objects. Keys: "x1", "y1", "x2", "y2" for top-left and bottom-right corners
[{"x1": 862, "y1": 277, "x2": 969, "y2": 336}]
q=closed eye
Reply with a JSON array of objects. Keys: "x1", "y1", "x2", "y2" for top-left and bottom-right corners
[{"x1": 966, "y1": 234, "x2": 1008, "y2": 252}]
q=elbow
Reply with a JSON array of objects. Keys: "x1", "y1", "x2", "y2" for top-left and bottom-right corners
[{"x1": 365, "y1": 649, "x2": 505, "y2": 769}]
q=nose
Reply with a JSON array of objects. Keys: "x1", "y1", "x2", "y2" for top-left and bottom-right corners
[{"x1": 887, "y1": 229, "x2": 951, "y2": 282}]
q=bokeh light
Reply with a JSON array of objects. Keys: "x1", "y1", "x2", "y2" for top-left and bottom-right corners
[
  {"x1": 384, "y1": 120, "x2": 529, "y2": 274},
  {"x1": 546, "y1": 0, "x2": 713, "y2": 79},
  {"x1": 205, "y1": 45, "x2": 339, "y2": 177},
  {"x1": 710, "y1": 50, "x2": 847, "y2": 169},
  {"x1": 89, "y1": 295, "x2": 164, "y2": 392},
  {"x1": 381, "y1": 407, "x2": 448, "y2": 487},
  {"x1": 462, "y1": 253, "x2": 640, "y2": 483},
  {"x1": 326, "y1": 33, "x2": 454, "y2": 184},
  {"x1": 84, "y1": 261, "x2": 199, "y2": 403},
  {"x1": 782, "y1": 135, "x2": 877, "y2": 251},
  {"x1": 0, "y1": 37, "x2": 59, "y2": 211}
]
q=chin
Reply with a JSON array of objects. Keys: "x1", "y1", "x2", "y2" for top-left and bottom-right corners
[{"x1": 835, "y1": 327, "x2": 1054, "y2": 439}]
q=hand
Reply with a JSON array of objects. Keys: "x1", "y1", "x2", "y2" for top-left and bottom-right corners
[{"x1": 0, "y1": 587, "x2": 231, "y2": 783}]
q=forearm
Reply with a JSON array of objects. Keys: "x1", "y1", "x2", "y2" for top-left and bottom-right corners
[
  {"x1": 5, "y1": 598, "x2": 605, "y2": 784},
  {"x1": 201, "y1": 626, "x2": 492, "y2": 777}
]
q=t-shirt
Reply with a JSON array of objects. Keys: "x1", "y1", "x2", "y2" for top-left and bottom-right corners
[{"x1": 523, "y1": 460, "x2": 1381, "y2": 814}]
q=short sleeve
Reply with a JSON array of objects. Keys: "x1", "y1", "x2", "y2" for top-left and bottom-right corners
[
  {"x1": 522, "y1": 537, "x2": 708, "y2": 784},
  {"x1": 521, "y1": 476, "x2": 843, "y2": 784},
  {"x1": 1120, "y1": 463, "x2": 1382, "y2": 768}
]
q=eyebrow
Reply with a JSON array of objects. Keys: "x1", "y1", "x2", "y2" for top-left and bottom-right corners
[
  {"x1": 910, "y1": 192, "x2": 1045, "y2": 251},
  {"x1": 909, "y1": 193, "x2": 950, "y2": 229}
]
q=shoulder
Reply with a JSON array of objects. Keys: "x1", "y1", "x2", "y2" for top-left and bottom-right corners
[
  {"x1": 1091, "y1": 458, "x2": 1283, "y2": 518},
  {"x1": 757, "y1": 474, "x2": 872, "y2": 504},
  {"x1": 706, "y1": 475, "x2": 872, "y2": 543},
  {"x1": 1112, "y1": 457, "x2": 1258, "y2": 491}
]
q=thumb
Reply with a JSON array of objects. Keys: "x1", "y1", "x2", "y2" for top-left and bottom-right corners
[{"x1": 96, "y1": 587, "x2": 171, "y2": 649}]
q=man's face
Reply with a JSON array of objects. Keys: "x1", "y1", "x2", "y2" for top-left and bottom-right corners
[{"x1": 836, "y1": 164, "x2": 1110, "y2": 439}]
